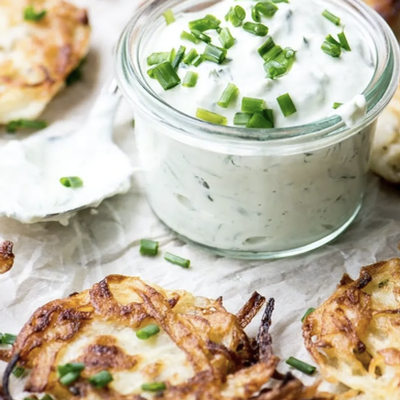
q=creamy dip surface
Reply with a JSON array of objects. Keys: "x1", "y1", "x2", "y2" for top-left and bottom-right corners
[{"x1": 143, "y1": 0, "x2": 375, "y2": 128}]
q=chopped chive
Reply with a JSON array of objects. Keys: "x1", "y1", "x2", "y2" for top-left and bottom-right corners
[
  {"x1": 301, "y1": 308, "x2": 315, "y2": 322},
  {"x1": 263, "y1": 109, "x2": 275, "y2": 127},
  {"x1": 264, "y1": 47, "x2": 295, "y2": 79},
  {"x1": 228, "y1": 5, "x2": 246, "y2": 27},
  {"x1": 140, "y1": 239, "x2": 159, "y2": 256},
  {"x1": 1, "y1": 333, "x2": 17, "y2": 345},
  {"x1": 258, "y1": 36, "x2": 276, "y2": 59},
  {"x1": 322, "y1": 9, "x2": 341, "y2": 26},
  {"x1": 192, "y1": 55, "x2": 204, "y2": 67},
  {"x1": 325, "y1": 34, "x2": 341, "y2": 47},
  {"x1": 285, "y1": 357, "x2": 316, "y2": 375},
  {"x1": 271, "y1": 0, "x2": 289, "y2": 2},
  {"x1": 60, "y1": 177, "x2": 83, "y2": 188},
  {"x1": 163, "y1": 9, "x2": 175, "y2": 25},
  {"x1": 255, "y1": 1, "x2": 279, "y2": 17},
  {"x1": 59, "y1": 371, "x2": 80, "y2": 386},
  {"x1": 191, "y1": 29, "x2": 211, "y2": 43},
  {"x1": 263, "y1": 45, "x2": 283, "y2": 62},
  {"x1": 6, "y1": 119, "x2": 47, "y2": 133},
  {"x1": 88, "y1": 370, "x2": 113, "y2": 388},
  {"x1": 12, "y1": 367, "x2": 25, "y2": 378},
  {"x1": 171, "y1": 45, "x2": 186, "y2": 70},
  {"x1": 169, "y1": 48, "x2": 176, "y2": 63},
  {"x1": 152, "y1": 61, "x2": 181, "y2": 90},
  {"x1": 252, "y1": 7, "x2": 261, "y2": 22},
  {"x1": 246, "y1": 113, "x2": 273, "y2": 129},
  {"x1": 264, "y1": 61, "x2": 287, "y2": 79},
  {"x1": 338, "y1": 30, "x2": 351, "y2": 51},
  {"x1": 196, "y1": 108, "x2": 227, "y2": 125},
  {"x1": 182, "y1": 71, "x2": 198, "y2": 88},
  {"x1": 136, "y1": 324, "x2": 160, "y2": 340},
  {"x1": 147, "y1": 52, "x2": 170, "y2": 66},
  {"x1": 321, "y1": 40, "x2": 341, "y2": 57},
  {"x1": 142, "y1": 382, "x2": 166, "y2": 392},
  {"x1": 188, "y1": 16, "x2": 220, "y2": 32},
  {"x1": 241, "y1": 97, "x2": 266, "y2": 114},
  {"x1": 164, "y1": 252, "x2": 191, "y2": 268},
  {"x1": 218, "y1": 27, "x2": 235, "y2": 49},
  {"x1": 233, "y1": 112, "x2": 252, "y2": 126},
  {"x1": 277, "y1": 93, "x2": 297, "y2": 117},
  {"x1": 202, "y1": 44, "x2": 227, "y2": 64},
  {"x1": 57, "y1": 363, "x2": 85, "y2": 377},
  {"x1": 147, "y1": 66, "x2": 156, "y2": 79},
  {"x1": 183, "y1": 49, "x2": 199, "y2": 65},
  {"x1": 333, "y1": 102, "x2": 343, "y2": 109},
  {"x1": 23, "y1": 6, "x2": 46, "y2": 21},
  {"x1": 243, "y1": 22, "x2": 268, "y2": 36},
  {"x1": 180, "y1": 31, "x2": 200, "y2": 44},
  {"x1": 217, "y1": 83, "x2": 239, "y2": 108}
]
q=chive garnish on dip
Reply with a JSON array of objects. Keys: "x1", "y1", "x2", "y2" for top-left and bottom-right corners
[
  {"x1": 164, "y1": 252, "x2": 191, "y2": 268},
  {"x1": 217, "y1": 83, "x2": 239, "y2": 108},
  {"x1": 191, "y1": 29, "x2": 212, "y2": 43},
  {"x1": 285, "y1": 357, "x2": 316, "y2": 375},
  {"x1": 277, "y1": 93, "x2": 297, "y2": 117},
  {"x1": 333, "y1": 102, "x2": 343, "y2": 109},
  {"x1": 163, "y1": 9, "x2": 175, "y2": 25},
  {"x1": 192, "y1": 55, "x2": 204, "y2": 67},
  {"x1": 183, "y1": 49, "x2": 199, "y2": 65},
  {"x1": 202, "y1": 44, "x2": 227, "y2": 64},
  {"x1": 218, "y1": 27, "x2": 235, "y2": 49},
  {"x1": 152, "y1": 61, "x2": 181, "y2": 90},
  {"x1": 136, "y1": 324, "x2": 160, "y2": 340},
  {"x1": 142, "y1": 382, "x2": 167, "y2": 392},
  {"x1": 338, "y1": 30, "x2": 351, "y2": 51},
  {"x1": 147, "y1": 52, "x2": 170, "y2": 66},
  {"x1": 321, "y1": 40, "x2": 341, "y2": 57},
  {"x1": 188, "y1": 15, "x2": 221, "y2": 31},
  {"x1": 243, "y1": 22, "x2": 269, "y2": 37},
  {"x1": 60, "y1": 177, "x2": 83, "y2": 188},
  {"x1": 183, "y1": 71, "x2": 199, "y2": 87},
  {"x1": 180, "y1": 31, "x2": 201, "y2": 44},
  {"x1": 255, "y1": 1, "x2": 279, "y2": 17},
  {"x1": 246, "y1": 113, "x2": 273, "y2": 128},
  {"x1": 241, "y1": 97, "x2": 266, "y2": 114},
  {"x1": 322, "y1": 9, "x2": 341, "y2": 26},
  {"x1": 227, "y1": 5, "x2": 246, "y2": 27},
  {"x1": 233, "y1": 112, "x2": 252, "y2": 126},
  {"x1": 252, "y1": 7, "x2": 261, "y2": 22},
  {"x1": 172, "y1": 45, "x2": 186, "y2": 70},
  {"x1": 88, "y1": 370, "x2": 113, "y2": 388},
  {"x1": 140, "y1": 239, "x2": 159, "y2": 256},
  {"x1": 197, "y1": 108, "x2": 227, "y2": 125}
]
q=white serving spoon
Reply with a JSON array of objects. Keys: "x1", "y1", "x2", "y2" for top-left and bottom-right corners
[{"x1": 0, "y1": 80, "x2": 133, "y2": 224}]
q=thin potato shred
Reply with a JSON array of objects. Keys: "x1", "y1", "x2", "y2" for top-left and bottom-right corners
[{"x1": 2, "y1": 275, "x2": 331, "y2": 400}]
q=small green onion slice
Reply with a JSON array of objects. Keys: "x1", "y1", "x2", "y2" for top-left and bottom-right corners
[
  {"x1": 241, "y1": 97, "x2": 266, "y2": 114},
  {"x1": 141, "y1": 382, "x2": 167, "y2": 392},
  {"x1": 136, "y1": 324, "x2": 160, "y2": 340},
  {"x1": 192, "y1": 55, "x2": 204, "y2": 67},
  {"x1": 180, "y1": 31, "x2": 200, "y2": 44},
  {"x1": 60, "y1": 176, "x2": 83, "y2": 188},
  {"x1": 333, "y1": 102, "x2": 343, "y2": 109},
  {"x1": 88, "y1": 370, "x2": 113, "y2": 388},
  {"x1": 277, "y1": 93, "x2": 297, "y2": 117},
  {"x1": 188, "y1": 15, "x2": 220, "y2": 32},
  {"x1": 1, "y1": 333, "x2": 17, "y2": 345},
  {"x1": 169, "y1": 48, "x2": 176, "y2": 63},
  {"x1": 217, "y1": 83, "x2": 239, "y2": 108},
  {"x1": 263, "y1": 109, "x2": 275, "y2": 127},
  {"x1": 233, "y1": 112, "x2": 252, "y2": 126},
  {"x1": 23, "y1": 6, "x2": 46, "y2": 21},
  {"x1": 12, "y1": 367, "x2": 25, "y2": 378},
  {"x1": 202, "y1": 44, "x2": 227, "y2": 64},
  {"x1": 301, "y1": 307, "x2": 315, "y2": 322},
  {"x1": 218, "y1": 27, "x2": 235, "y2": 49},
  {"x1": 243, "y1": 22, "x2": 268, "y2": 37},
  {"x1": 183, "y1": 49, "x2": 199, "y2": 65},
  {"x1": 191, "y1": 29, "x2": 211, "y2": 43},
  {"x1": 6, "y1": 119, "x2": 47, "y2": 133},
  {"x1": 285, "y1": 357, "x2": 316, "y2": 375},
  {"x1": 182, "y1": 71, "x2": 199, "y2": 88},
  {"x1": 321, "y1": 40, "x2": 341, "y2": 58},
  {"x1": 171, "y1": 45, "x2": 186, "y2": 70},
  {"x1": 255, "y1": 1, "x2": 279, "y2": 17},
  {"x1": 140, "y1": 239, "x2": 159, "y2": 256},
  {"x1": 258, "y1": 36, "x2": 275, "y2": 59},
  {"x1": 152, "y1": 61, "x2": 181, "y2": 90},
  {"x1": 59, "y1": 371, "x2": 81, "y2": 386},
  {"x1": 338, "y1": 30, "x2": 351, "y2": 51},
  {"x1": 246, "y1": 113, "x2": 273, "y2": 129},
  {"x1": 251, "y1": 7, "x2": 261, "y2": 22},
  {"x1": 164, "y1": 252, "x2": 191, "y2": 268},
  {"x1": 264, "y1": 48, "x2": 295, "y2": 79},
  {"x1": 57, "y1": 362, "x2": 85, "y2": 377},
  {"x1": 228, "y1": 5, "x2": 246, "y2": 27},
  {"x1": 322, "y1": 9, "x2": 341, "y2": 26},
  {"x1": 326, "y1": 34, "x2": 341, "y2": 47},
  {"x1": 163, "y1": 9, "x2": 175, "y2": 25},
  {"x1": 147, "y1": 52, "x2": 170, "y2": 66}
]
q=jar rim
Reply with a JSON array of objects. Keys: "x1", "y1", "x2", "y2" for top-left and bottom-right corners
[{"x1": 115, "y1": 0, "x2": 400, "y2": 146}]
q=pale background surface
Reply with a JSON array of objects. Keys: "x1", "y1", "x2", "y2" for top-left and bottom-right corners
[{"x1": 1, "y1": 0, "x2": 400, "y2": 391}]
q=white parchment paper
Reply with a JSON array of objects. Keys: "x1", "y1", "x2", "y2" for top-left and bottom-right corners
[{"x1": 1, "y1": 0, "x2": 400, "y2": 392}]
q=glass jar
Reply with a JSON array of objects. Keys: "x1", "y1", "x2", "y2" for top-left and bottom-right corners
[{"x1": 115, "y1": 0, "x2": 400, "y2": 259}]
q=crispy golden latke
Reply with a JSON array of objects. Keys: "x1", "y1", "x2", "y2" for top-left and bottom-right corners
[
  {"x1": 0, "y1": 241, "x2": 14, "y2": 274},
  {"x1": 2, "y1": 275, "x2": 330, "y2": 400},
  {"x1": 0, "y1": 0, "x2": 90, "y2": 124},
  {"x1": 364, "y1": 0, "x2": 400, "y2": 24},
  {"x1": 303, "y1": 258, "x2": 400, "y2": 400}
]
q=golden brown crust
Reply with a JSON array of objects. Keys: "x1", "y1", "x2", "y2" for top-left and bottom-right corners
[
  {"x1": 0, "y1": 241, "x2": 14, "y2": 274},
  {"x1": 0, "y1": 0, "x2": 90, "y2": 124},
  {"x1": 364, "y1": 0, "x2": 400, "y2": 24}
]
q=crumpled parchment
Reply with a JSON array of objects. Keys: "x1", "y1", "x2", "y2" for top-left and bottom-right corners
[{"x1": 1, "y1": 0, "x2": 400, "y2": 395}]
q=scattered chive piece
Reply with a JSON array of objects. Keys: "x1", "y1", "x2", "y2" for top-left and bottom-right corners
[
  {"x1": 264, "y1": 47, "x2": 295, "y2": 79},
  {"x1": 263, "y1": 109, "x2": 275, "y2": 127},
  {"x1": 147, "y1": 52, "x2": 170, "y2": 66},
  {"x1": 322, "y1": 9, "x2": 341, "y2": 26},
  {"x1": 180, "y1": 31, "x2": 200, "y2": 44},
  {"x1": 326, "y1": 34, "x2": 341, "y2": 47},
  {"x1": 183, "y1": 49, "x2": 199, "y2": 65},
  {"x1": 12, "y1": 367, "x2": 26, "y2": 378},
  {"x1": 252, "y1": 7, "x2": 261, "y2": 22},
  {"x1": 246, "y1": 113, "x2": 273, "y2": 129},
  {"x1": 191, "y1": 29, "x2": 211, "y2": 43},
  {"x1": 147, "y1": 66, "x2": 156, "y2": 79},
  {"x1": 285, "y1": 357, "x2": 316, "y2": 375},
  {"x1": 66, "y1": 57, "x2": 86, "y2": 86},
  {"x1": 88, "y1": 370, "x2": 113, "y2": 388},
  {"x1": 218, "y1": 27, "x2": 235, "y2": 49},
  {"x1": 338, "y1": 30, "x2": 351, "y2": 51},
  {"x1": 59, "y1": 371, "x2": 80, "y2": 386},
  {"x1": 188, "y1": 16, "x2": 220, "y2": 32},
  {"x1": 152, "y1": 61, "x2": 181, "y2": 90},
  {"x1": 141, "y1": 382, "x2": 167, "y2": 392},
  {"x1": 243, "y1": 22, "x2": 268, "y2": 37},
  {"x1": 60, "y1": 177, "x2": 83, "y2": 188},
  {"x1": 172, "y1": 45, "x2": 186, "y2": 70},
  {"x1": 196, "y1": 108, "x2": 227, "y2": 125},
  {"x1": 264, "y1": 60, "x2": 287, "y2": 79},
  {"x1": 182, "y1": 71, "x2": 198, "y2": 88},
  {"x1": 140, "y1": 239, "x2": 159, "y2": 256},
  {"x1": 233, "y1": 112, "x2": 252, "y2": 126},
  {"x1": 57, "y1": 362, "x2": 85, "y2": 377},
  {"x1": 136, "y1": 324, "x2": 160, "y2": 340},
  {"x1": 228, "y1": 5, "x2": 246, "y2": 27},
  {"x1": 1, "y1": 333, "x2": 17, "y2": 345},
  {"x1": 23, "y1": 6, "x2": 46, "y2": 21},
  {"x1": 163, "y1": 9, "x2": 175, "y2": 25},
  {"x1": 321, "y1": 40, "x2": 341, "y2": 58},
  {"x1": 6, "y1": 119, "x2": 47, "y2": 133},
  {"x1": 241, "y1": 97, "x2": 266, "y2": 114},
  {"x1": 217, "y1": 83, "x2": 239, "y2": 108},
  {"x1": 255, "y1": 1, "x2": 279, "y2": 17},
  {"x1": 277, "y1": 93, "x2": 297, "y2": 117},
  {"x1": 164, "y1": 252, "x2": 191, "y2": 268},
  {"x1": 258, "y1": 36, "x2": 276, "y2": 60},
  {"x1": 333, "y1": 102, "x2": 343, "y2": 109},
  {"x1": 169, "y1": 48, "x2": 176, "y2": 63},
  {"x1": 192, "y1": 55, "x2": 204, "y2": 67},
  {"x1": 202, "y1": 44, "x2": 227, "y2": 64},
  {"x1": 301, "y1": 308, "x2": 315, "y2": 323}
]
